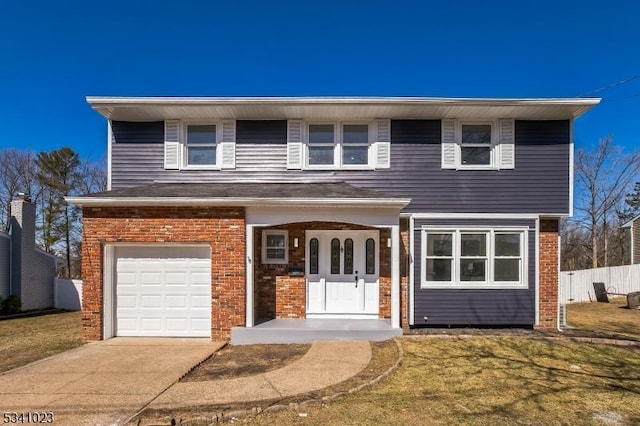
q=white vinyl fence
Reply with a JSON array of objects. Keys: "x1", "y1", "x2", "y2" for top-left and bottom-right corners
[
  {"x1": 560, "y1": 264, "x2": 640, "y2": 303},
  {"x1": 54, "y1": 278, "x2": 82, "y2": 310}
]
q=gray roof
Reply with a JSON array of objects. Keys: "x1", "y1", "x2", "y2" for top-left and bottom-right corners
[
  {"x1": 67, "y1": 182, "x2": 411, "y2": 209},
  {"x1": 86, "y1": 182, "x2": 392, "y2": 199}
]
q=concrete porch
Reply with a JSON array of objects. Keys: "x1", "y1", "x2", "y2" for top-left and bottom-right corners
[{"x1": 231, "y1": 318, "x2": 402, "y2": 345}]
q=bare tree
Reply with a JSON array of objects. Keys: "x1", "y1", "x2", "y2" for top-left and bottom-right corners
[
  {"x1": 0, "y1": 149, "x2": 39, "y2": 231},
  {"x1": 573, "y1": 136, "x2": 640, "y2": 268}
]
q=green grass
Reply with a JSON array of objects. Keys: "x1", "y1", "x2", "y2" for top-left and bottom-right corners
[
  {"x1": 0, "y1": 311, "x2": 83, "y2": 373},
  {"x1": 567, "y1": 298, "x2": 640, "y2": 340},
  {"x1": 244, "y1": 337, "x2": 640, "y2": 425}
]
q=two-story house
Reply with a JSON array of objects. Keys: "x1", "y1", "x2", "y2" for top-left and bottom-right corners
[{"x1": 67, "y1": 96, "x2": 599, "y2": 343}]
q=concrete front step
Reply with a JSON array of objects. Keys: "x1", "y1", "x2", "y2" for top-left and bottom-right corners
[{"x1": 231, "y1": 318, "x2": 402, "y2": 345}]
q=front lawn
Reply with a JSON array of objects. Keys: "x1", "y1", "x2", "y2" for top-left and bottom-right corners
[
  {"x1": 244, "y1": 337, "x2": 640, "y2": 425},
  {"x1": 0, "y1": 311, "x2": 83, "y2": 373},
  {"x1": 567, "y1": 298, "x2": 640, "y2": 340}
]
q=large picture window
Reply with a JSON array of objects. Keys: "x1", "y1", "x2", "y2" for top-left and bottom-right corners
[{"x1": 422, "y1": 228, "x2": 526, "y2": 288}]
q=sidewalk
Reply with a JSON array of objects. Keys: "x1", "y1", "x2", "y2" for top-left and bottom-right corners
[{"x1": 147, "y1": 340, "x2": 372, "y2": 409}]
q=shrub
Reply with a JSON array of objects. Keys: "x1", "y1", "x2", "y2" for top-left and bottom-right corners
[{"x1": 1, "y1": 295, "x2": 21, "y2": 315}]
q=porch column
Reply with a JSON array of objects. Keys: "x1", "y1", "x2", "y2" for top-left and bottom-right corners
[
  {"x1": 245, "y1": 224, "x2": 254, "y2": 327},
  {"x1": 391, "y1": 224, "x2": 400, "y2": 328}
]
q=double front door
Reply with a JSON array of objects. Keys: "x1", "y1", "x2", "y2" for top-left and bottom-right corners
[{"x1": 306, "y1": 230, "x2": 379, "y2": 317}]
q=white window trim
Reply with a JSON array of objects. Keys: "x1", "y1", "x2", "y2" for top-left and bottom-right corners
[
  {"x1": 262, "y1": 230, "x2": 289, "y2": 264},
  {"x1": 457, "y1": 120, "x2": 498, "y2": 170},
  {"x1": 182, "y1": 120, "x2": 223, "y2": 170},
  {"x1": 305, "y1": 121, "x2": 374, "y2": 170},
  {"x1": 420, "y1": 227, "x2": 528, "y2": 289}
]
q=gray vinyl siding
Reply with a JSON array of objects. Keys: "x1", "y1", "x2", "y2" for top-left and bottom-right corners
[
  {"x1": 0, "y1": 233, "x2": 9, "y2": 298},
  {"x1": 237, "y1": 120, "x2": 287, "y2": 144},
  {"x1": 413, "y1": 219, "x2": 536, "y2": 326},
  {"x1": 112, "y1": 121, "x2": 163, "y2": 143},
  {"x1": 633, "y1": 219, "x2": 640, "y2": 264},
  {"x1": 110, "y1": 119, "x2": 570, "y2": 215}
]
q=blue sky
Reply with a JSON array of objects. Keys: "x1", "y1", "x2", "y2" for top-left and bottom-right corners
[{"x1": 1, "y1": 0, "x2": 639, "y2": 163}]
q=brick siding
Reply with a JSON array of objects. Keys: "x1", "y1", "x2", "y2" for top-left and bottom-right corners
[
  {"x1": 81, "y1": 206, "x2": 245, "y2": 341},
  {"x1": 537, "y1": 218, "x2": 559, "y2": 330}
]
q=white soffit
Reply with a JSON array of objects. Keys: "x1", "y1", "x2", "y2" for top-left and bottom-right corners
[{"x1": 86, "y1": 96, "x2": 601, "y2": 121}]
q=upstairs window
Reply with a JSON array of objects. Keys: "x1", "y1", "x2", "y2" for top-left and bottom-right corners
[
  {"x1": 461, "y1": 124, "x2": 493, "y2": 166},
  {"x1": 441, "y1": 119, "x2": 515, "y2": 170},
  {"x1": 287, "y1": 119, "x2": 390, "y2": 170},
  {"x1": 308, "y1": 124, "x2": 336, "y2": 166},
  {"x1": 342, "y1": 124, "x2": 369, "y2": 165},
  {"x1": 305, "y1": 122, "x2": 373, "y2": 169},
  {"x1": 186, "y1": 124, "x2": 217, "y2": 167},
  {"x1": 163, "y1": 119, "x2": 236, "y2": 170}
]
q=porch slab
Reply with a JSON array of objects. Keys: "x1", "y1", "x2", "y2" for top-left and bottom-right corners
[{"x1": 231, "y1": 318, "x2": 401, "y2": 345}]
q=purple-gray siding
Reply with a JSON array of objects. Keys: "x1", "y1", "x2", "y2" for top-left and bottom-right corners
[
  {"x1": 110, "y1": 119, "x2": 571, "y2": 214},
  {"x1": 413, "y1": 219, "x2": 536, "y2": 326}
]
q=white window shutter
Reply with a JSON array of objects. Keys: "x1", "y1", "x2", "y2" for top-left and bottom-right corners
[
  {"x1": 374, "y1": 119, "x2": 391, "y2": 169},
  {"x1": 441, "y1": 119, "x2": 457, "y2": 169},
  {"x1": 287, "y1": 120, "x2": 303, "y2": 169},
  {"x1": 220, "y1": 120, "x2": 236, "y2": 169},
  {"x1": 164, "y1": 120, "x2": 180, "y2": 170},
  {"x1": 498, "y1": 119, "x2": 515, "y2": 169}
]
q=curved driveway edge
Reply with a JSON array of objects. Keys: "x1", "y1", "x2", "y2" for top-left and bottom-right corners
[
  {"x1": 147, "y1": 340, "x2": 372, "y2": 410},
  {"x1": 0, "y1": 338, "x2": 223, "y2": 426}
]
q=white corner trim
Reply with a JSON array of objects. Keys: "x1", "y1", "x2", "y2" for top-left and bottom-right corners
[
  {"x1": 408, "y1": 215, "x2": 415, "y2": 326},
  {"x1": 534, "y1": 218, "x2": 540, "y2": 326},
  {"x1": 569, "y1": 118, "x2": 574, "y2": 217},
  {"x1": 107, "y1": 120, "x2": 113, "y2": 191},
  {"x1": 246, "y1": 225, "x2": 254, "y2": 327},
  {"x1": 103, "y1": 244, "x2": 115, "y2": 339},
  {"x1": 391, "y1": 224, "x2": 401, "y2": 329}
]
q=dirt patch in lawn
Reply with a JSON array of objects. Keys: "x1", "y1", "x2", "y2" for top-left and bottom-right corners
[
  {"x1": 182, "y1": 344, "x2": 310, "y2": 381},
  {"x1": 137, "y1": 340, "x2": 400, "y2": 425},
  {"x1": 0, "y1": 311, "x2": 83, "y2": 373}
]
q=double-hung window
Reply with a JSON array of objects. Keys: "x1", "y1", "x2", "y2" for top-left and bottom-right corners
[
  {"x1": 262, "y1": 230, "x2": 288, "y2": 264},
  {"x1": 441, "y1": 119, "x2": 515, "y2": 170},
  {"x1": 422, "y1": 228, "x2": 526, "y2": 288},
  {"x1": 308, "y1": 124, "x2": 336, "y2": 166},
  {"x1": 306, "y1": 122, "x2": 372, "y2": 168},
  {"x1": 185, "y1": 124, "x2": 218, "y2": 168},
  {"x1": 342, "y1": 124, "x2": 369, "y2": 165},
  {"x1": 460, "y1": 123, "x2": 493, "y2": 166}
]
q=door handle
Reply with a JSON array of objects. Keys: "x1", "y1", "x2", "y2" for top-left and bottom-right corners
[{"x1": 355, "y1": 271, "x2": 358, "y2": 288}]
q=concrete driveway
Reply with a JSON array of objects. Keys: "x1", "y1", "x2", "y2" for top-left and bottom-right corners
[{"x1": 0, "y1": 338, "x2": 223, "y2": 426}]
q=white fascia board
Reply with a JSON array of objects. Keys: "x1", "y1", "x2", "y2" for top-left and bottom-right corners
[
  {"x1": 86, "y1": 96, "x2": 601, "y2": 107},
  {"x1": 65, "y1": 196, "x2": 412, "y2": 209},
  {"x1": 410, "y1": 213, "x2": 542, "y2": 220}
]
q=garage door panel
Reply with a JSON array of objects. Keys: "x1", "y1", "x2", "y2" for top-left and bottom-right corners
[
  {"x1": 191, "y1": 295, "x2": 211, "y2": 308},
  {"x1": 115, "y1": 245, "x2": 212, "y2": 338}
]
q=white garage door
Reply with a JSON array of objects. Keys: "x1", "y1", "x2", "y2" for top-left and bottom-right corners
[{"x1": 115, "y1": 246, "x2": 211, "y2": 337}]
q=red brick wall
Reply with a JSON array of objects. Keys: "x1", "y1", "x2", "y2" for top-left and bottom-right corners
[
  {"x1": 400, "y1": 218, "x2": 410, "y2": 330},
  {"x1": 275, "y1": 276, "x2": 306, "y2": 318},
  {"x1": 81, "y1": 207, "x2": 246, "y2": 341},
  {"x1": 537, "y1": 218, "x2": 559, "y2": 330}
]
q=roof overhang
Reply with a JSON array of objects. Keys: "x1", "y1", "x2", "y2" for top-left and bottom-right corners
[
  {"x1": 621, "y1": 215, "x2": 640, "y2": 228},
  {"x1": 65, "y1": 196, "x2": 411, "y2": 209},
  {"x1": 86, "y1": 96, "x2": 600, "y2": 121}
]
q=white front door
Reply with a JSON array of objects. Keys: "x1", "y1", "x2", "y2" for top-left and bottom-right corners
[{"x1": 306, "y1": 231, "x2": 379, "y2": 317}]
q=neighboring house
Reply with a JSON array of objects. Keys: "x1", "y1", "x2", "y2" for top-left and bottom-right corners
[
  {"x1": 0, "y1": 196, "x2": 57, "y2": 310},
  {"x1": 67, "y1": 96, "x2": 599, "y2": 342},
  {"x1": 622, "y1": 214, "x2": 640, "y2": 264}
]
